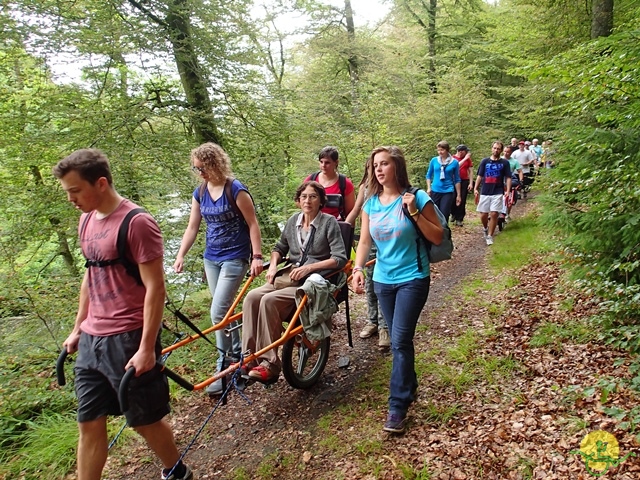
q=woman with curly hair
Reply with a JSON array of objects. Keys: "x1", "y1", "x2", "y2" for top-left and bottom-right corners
[{"x1": 173, "y1": 142, "x2": 263, "y2": 396}]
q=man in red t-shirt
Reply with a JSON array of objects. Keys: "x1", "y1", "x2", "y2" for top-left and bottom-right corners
[
  {"x1": 53, "y1": 149, "x2": 193, "y2": 480},
  {"x1": 451, "y1": 144, "x2": 473, "y2": 227}
]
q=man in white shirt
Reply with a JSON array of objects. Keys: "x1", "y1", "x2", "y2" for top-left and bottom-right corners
[
  {"x1": 512, "y1": 141, "x2": 536, "y2": 198},
  {"x1": 512, "y1": 141, "x2": 535, "y2": 174}
]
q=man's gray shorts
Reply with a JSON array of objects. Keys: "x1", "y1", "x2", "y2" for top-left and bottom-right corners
[{"x1": 74, "y1": 329, "x2": 170, "y2": 427}]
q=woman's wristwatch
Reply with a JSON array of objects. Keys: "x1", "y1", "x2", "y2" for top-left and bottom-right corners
[{"x1": 252, "y1": 254, "x2": 263, "y2": 260}]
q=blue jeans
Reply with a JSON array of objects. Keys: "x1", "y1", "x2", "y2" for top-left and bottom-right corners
[
  {"x1": 204, "y1": 258, "x2": 249, "y2": 371},
  {"x1": 374, "y1": 276, "x2": 431, "y2": 416}
]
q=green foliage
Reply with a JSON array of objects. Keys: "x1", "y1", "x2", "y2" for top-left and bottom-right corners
[
  {"x1": 398, "y1": 460, "x2": 432, "y2": 479},
  {"x1": 529, "y1": 319, "x2": 596, "y2": 348},
  {"x1": 602, "y1": 405, "x2": 640, "y2": 438},
  {"x1": 532, "y1": 11, "x2": 640, "y2": 287},
  {"x1": 420, "y1": 401, "x2": 463, "y2": 425},
  {"x1": 0, "y1": 412, "x2": 78, "y2": 479},
  {"x1": 488, "y1": 211, "x2": 553, "y2": 271}
]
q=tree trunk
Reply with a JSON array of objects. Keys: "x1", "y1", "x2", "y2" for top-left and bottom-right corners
[
  {"x1": 426, "y1": 0, "x2": 437, "y2": 92},
  {"x1": 344, "y1": 0, "x2": 360, "y2": 113},
  {"x1": 166, "y1": 0, "x2": 222, "y2": 145},
  {"x1": 591, "y1": 0, "x2": 613, "y2": 38},
  {"x1": 344, "y1": 0, "x2": 358, "y2": 79},
  {"x1": 402, "y1": 0, "x2": 437, "y2": 92},
  {"x1": 128, "y1": 0, "x2": 223, "y2": 146}
]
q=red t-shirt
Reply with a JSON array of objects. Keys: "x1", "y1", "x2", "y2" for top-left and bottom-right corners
[
  {"x1": 304, "y1": 173, "x2": 355, "y2": 219},
  {"x1": 79, "y1": 200, "x2": 164, "y2": 336},
  {"x1": 454, "y1": 154, "x2": 473, "y2": 181}
]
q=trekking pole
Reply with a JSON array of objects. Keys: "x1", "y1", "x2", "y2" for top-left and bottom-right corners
[{"x1": 153, "y1": 356, "x2": 254, "y2": 480}]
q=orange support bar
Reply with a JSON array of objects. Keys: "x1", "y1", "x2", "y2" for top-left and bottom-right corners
[{"x1": 161, "y1": 276, "x2": 255, "y2": 355}]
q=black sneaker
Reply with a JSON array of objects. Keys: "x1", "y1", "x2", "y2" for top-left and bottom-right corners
[
  {"x1": 383, "y1": 413, "x2": 407, "y2": 433},
  {"x1": 161, "y1": 464, "x2": 193, "y2": 480}
]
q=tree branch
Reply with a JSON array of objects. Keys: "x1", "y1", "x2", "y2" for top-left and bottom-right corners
[
  {"x1": 126, "y1": 0, "x2": 169, "y2": 29},
  {"x1": 403, "y1": 1, "x2": 428, "y2": 30}
]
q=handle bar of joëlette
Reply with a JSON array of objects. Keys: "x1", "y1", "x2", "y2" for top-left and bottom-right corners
[{"x1": 56, "y1": 349, "x2": 194, "y2": 412}]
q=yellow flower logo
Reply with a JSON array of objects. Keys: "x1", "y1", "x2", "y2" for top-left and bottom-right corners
[{"x1": 571, "y1": 430, "x2": 635, "y2": 477}]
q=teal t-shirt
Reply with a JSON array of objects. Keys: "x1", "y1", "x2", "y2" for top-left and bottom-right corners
[{"x1": 364, "y1": 190, "x2": 432, "y2": 283}]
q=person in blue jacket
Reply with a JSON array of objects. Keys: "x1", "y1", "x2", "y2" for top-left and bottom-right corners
[{"x1": 425, "y1": 140, "x2": 461, "y2": 222}]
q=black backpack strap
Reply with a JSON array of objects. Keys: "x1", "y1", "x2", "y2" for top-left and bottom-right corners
[
  {"x1": 117, "y1": 208, "x2": 146, "y2": 285},
  {"x1": 338, "y1": 173, "x2": 346, "y2": 198},
  {"x1": 338, "y1": 174, "x2": 347, "y2": 220},
  {"x1": 310, "y1": 172, "x2": 346, "y2": 219},
  {"x1": 196, "y1": 182, "x2": 207, "y2": 203},
  {"x1": 82, "y1": 208, "x2": 146, "y2": 285},
  {"x1": 224, "y1": 177, "x2": 253, "y2": 226}
]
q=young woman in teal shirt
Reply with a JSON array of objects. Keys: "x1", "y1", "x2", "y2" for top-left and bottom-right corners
[{"x1": 352, "y1": 146, "x2": 443, "y2": 433}]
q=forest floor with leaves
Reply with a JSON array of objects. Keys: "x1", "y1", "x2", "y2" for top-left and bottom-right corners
[{"x1": 102, "y1": 197, "x2": 640, "y2": 480}]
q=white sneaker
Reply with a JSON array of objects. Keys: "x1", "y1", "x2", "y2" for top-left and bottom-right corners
[
  {"x1": 486, "y1": 236, "x2": 494, "y2": 246},
  {"x1": 482, "y1": 227, "x2": 489, "y2": 239},
  {"x1": 505, "y1": 215, "x2": 511, "y2": 223},
  {"x1": 359, "y1": 323, "x2": 378, "y2": 339}
]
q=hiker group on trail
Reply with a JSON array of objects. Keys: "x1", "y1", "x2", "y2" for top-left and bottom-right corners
[
  {"x1": 53, "y1": 137, "x2": 551, "y2": 478},
  {"x1": 473, "y1": 137, "x2": 553, "y2": 245}
]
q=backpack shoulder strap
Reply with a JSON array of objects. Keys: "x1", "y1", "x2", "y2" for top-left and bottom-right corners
[
  {"x1": 196, "y1": 182, "x2": 207, "y2": 203},
  {"x1": 338, "y1": 174, "x2": 348, "y2": 220},
  {"x1": 310, "y1": 172, "x2": 320, "y2": 182},
  {"x1": 117, "y1": 208, "x2": 146, "y2": 285},
  {"x1": 224, "y1": 177, "x2": 251, "y2": 225},
  {"x1": 401, "y1": 187, "x2": 430, "y2": 271},
  {"x1": 338, "y1": 174, "x2": 347, "y2": 198}
]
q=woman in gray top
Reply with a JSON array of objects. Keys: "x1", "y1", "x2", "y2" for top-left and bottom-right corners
[{"x1": 242, "y1": 181, "x2": 348, "y2": 383}]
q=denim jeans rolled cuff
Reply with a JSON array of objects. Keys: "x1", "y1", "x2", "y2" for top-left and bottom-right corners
[
  {"x1": 204, "y1": 257, "x2": 249, "y2": 371},
  {"x1": 374, "y1": 276, "x2": 431, "y2": 415}
]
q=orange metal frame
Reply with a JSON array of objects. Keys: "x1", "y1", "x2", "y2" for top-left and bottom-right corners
[{"x1": 162, "y1": 260, "x2": 355, "y2": 391}]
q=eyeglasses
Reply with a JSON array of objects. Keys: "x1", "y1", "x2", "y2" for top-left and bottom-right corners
[
  {"x1": 192, "y1": 165, "x2": 205, "y2": 174},
  {"x1": 300, "y1": 194, "x2": 319, "y2": 201}
]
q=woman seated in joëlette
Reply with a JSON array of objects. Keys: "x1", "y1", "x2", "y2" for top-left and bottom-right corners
[{"x1": 241, "y1": 181, "x2": 348, "y2": 383}]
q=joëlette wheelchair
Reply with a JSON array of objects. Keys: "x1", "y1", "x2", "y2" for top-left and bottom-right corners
[{"x1": 57, "y1": 216, "x2": 355, "y2": 411}]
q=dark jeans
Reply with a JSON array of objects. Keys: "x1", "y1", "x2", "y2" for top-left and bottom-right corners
[
  {"x1": 430, "y1": 191, "x2": 454, "y2": 223},
  {"x1": 451, "y1": 180, "x2": 470, "y2": 222},
  {"x1": 374, "y1": 276, "x2": 431, "y2": 416}
]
